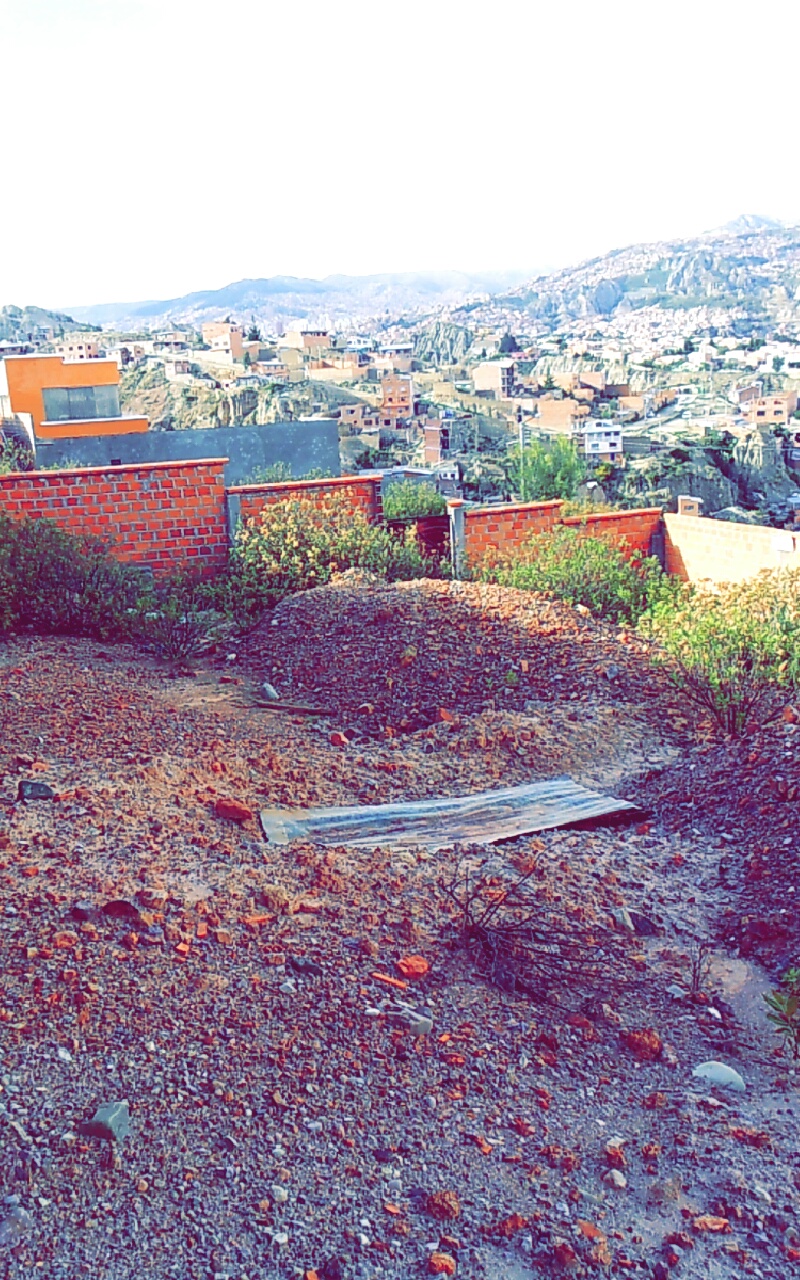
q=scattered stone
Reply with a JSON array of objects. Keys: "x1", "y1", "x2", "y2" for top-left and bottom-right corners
[
  {"x1": 628, "y1": 910, "x2": 660, "y2": 936},
  {"x1": 271, "y1": 1185, "x2": 289, "y2": 1204},
  {"x1": 612, "y1": 907, "x2": 635, "y2": 933},
  {"x1": 693, "y1": 1215, "x2": 731, "y2": 1234},
  {"x1": 425, "y1": 1190, "x2": 460, "y2": 1221},
  {"x1": 396, "y1": 955, "x2": 430, "y2": 979},
  {"x1": 692, "y1": 1061, "x2": 746, "y2": 1092},
  {"x1": 262, "y1": 682, "x2": 280, "y2": 701},
  {"x1": 622, "y1": 1028, "x2": 662, "y2": 1061},
  {"x1": 17, "y1": 780, "x2": 54, "y2": 801},
  {"x1": 428, "y1": 1252, "x2": 456, "y2": 1276},
  {"x1": 214, "y1": 796, "x2": 253, "y2": 824},
  {"x1": 288, "y1": 956, "x2": 322, "y2": 977},
  {"x1": 102, "y1": 899, "x2": 142, "y2": 922},
  {"x1": 0, "y1": 1205, "x2": 33, "y2": 1248},
  {"x1": 602, "y1": 1169, "x2": 627, "y2": 1189},
  {"x1": 78, "y1": 1101, "x2": 131, "y2": 1145},
  {"x1": 260, "y1": 883, "x2": 290, "y2": 913}
]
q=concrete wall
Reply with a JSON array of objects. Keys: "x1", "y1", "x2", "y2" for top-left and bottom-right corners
[
  {"x1": 0, "y1": 459, "x2": 228, "y2": 576},
  {"x1": 33, "y1": 419, "x2": 341, "y2": 486},
  {"x1": 664, "y1": 513, "x2": 800, "y2": 582}
]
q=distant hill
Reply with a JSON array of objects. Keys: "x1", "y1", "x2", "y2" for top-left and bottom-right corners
[
  {"x1": 457, "y1": 217, "x2": 800, "y2": 330},
  {"x1": 64, "y1": 269, "x2": 534, "y2": 330},
  {"x1": 0, "y1": 303, "x2": 88, "y2": 341}
]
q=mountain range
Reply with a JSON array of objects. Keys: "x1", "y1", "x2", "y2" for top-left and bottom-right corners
[
  {"x1": 457, "y1": 216, "x2": 800, "y2": 330},
  {"x1": 64, "y1": 270, "x2": 534, "y2": 331}
]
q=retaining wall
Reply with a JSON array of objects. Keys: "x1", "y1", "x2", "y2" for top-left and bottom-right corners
[{"x1": 664, "y1": 513, "x2": 800, "y2": 582}]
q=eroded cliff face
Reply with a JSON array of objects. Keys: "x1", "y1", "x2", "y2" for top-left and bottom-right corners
[
  {"x1": 413, "y1": 321, "x2": 474, "y2": 367},
  {"x1": 731, "y1": 429, "x2": 797, "y2": 501}
]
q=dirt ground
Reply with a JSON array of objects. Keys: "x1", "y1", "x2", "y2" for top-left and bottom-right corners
[{"x1": 0, "y1": 578, "x2": 798, "y2": 1280}]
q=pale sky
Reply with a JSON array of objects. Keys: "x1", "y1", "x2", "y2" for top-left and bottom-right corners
[{"x1": 2, "y1": 0, "x2": 799, "y2": 310}]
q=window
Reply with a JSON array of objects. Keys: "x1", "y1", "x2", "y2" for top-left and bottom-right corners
[{"x1": 42, "y1": 384, "x2": 120, "y2": 422}]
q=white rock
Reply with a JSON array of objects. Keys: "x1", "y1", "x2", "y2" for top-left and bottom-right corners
[
  {"x1": 271, "y1": 1185, "x2": 288, "y2": 1204},
  {"x1": 692, "y1": 1061, "x2": 746, "y2": 1092},
  {"x1": 603, "y1": 1169, "x2": 627, "y2": 1189}
]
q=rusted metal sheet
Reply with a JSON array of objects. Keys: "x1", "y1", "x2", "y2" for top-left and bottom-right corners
[{"x1": 260, "y1": 778, "x2": 643, "y2": 851}]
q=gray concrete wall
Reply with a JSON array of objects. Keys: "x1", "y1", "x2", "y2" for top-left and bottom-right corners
[{"x1": 34, "y1": 420, "x2": 341, "y2": 485}]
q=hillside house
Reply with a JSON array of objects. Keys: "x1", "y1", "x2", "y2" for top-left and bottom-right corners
[
  {"x1": 53, "y1": 335, "x2": 100, "y2": 361},
  {"x1": 473, "y1": 359, "x2": 515, "y2": 399},
  {"x1": 742, "y1": 391, "x2": 797, "y2": 426},
  {"x1": 581, "y1": 419, "x2": 623, "y2": 464},
  {"x1": 0, "y1": 353, "x2": 149, "y2": 441}
]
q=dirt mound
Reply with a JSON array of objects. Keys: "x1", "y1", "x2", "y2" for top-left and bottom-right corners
[{"x1": 241, "y1": 578, "x2": 682, "y2": 739}]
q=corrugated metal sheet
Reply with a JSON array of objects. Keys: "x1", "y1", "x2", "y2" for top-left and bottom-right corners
[{"x1": 259, "y1": 778, "x2": 643, "y2": 852}]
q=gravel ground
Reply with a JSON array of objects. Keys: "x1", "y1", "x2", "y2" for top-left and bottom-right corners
[{"x1": 0, "y1": 579, "x2": 798, "y2": 1280}]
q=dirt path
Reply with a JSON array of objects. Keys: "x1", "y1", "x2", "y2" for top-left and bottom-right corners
[{"x1": 0, "y1": 588, "x2": 797, "y2": 1279}]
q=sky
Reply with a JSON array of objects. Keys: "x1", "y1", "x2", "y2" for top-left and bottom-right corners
[{"x1": 2, "y1": 0, "x2": 800, "y2": 310}]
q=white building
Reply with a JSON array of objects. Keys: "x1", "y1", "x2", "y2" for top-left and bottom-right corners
[{"x1": 582, "y1": 419, "x2": 623, "y2": 463}]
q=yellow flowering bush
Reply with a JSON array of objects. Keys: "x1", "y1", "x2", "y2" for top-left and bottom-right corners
[{"x1": 227, "y1": 493, "x2": 442, "y2": 616}]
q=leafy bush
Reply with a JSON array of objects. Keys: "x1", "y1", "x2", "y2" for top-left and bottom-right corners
[
  {"x1": 227, "y1": 492, "x2": 440, "y2": 616},
  {"x1": 383, "y1": 480, "x2": 447, "y2": 520},
  {"x1": 505, "y1": 437, "x2": 586, "y2": 502},
  {"x1": 140, "y1": 572, "x2": 218, "y2": 663},
  {"x1": 641, "y1": 570, "x2": 800, "y2": 736},
  {"x1": 479, "y1": 525, "x2": 667, "y2": 625},
  {"x1": 0, "y1": 515, "x2": 150, "y2": 640},
  {"x1": 764, "y1": 968, "x2": 800, "y2": 1060}
]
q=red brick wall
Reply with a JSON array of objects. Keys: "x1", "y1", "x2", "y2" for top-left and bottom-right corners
[
  {"x1": 228, "y1": 474, "x2": 382, "y2": 526},
  {"x1": 561, "y1": 508, "x2": 663, "y2": 560},
  {"x1": 0, "y1": 459, "x2": 228, "y2": 576},
  {"x1": 462, "y1": 500, "x2": 564, "y2": 565}
]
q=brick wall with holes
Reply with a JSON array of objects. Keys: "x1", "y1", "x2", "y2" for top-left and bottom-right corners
[
  {"x1": 0, "y1": 459, "x2": 228, "y2": 575},
  {"x1": 228, "y1": 475, "x2": 383, "y2": 527}
]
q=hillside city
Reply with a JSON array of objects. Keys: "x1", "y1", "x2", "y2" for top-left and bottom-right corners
[
  {"x1": 2, "y1": 216, "x2": 800, "y2": 1280},
  {"x1": 2, "y1": 216, "x2": 800, "y2": 528}
]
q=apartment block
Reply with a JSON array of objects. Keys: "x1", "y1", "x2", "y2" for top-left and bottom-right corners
[
  {"x1": 380, "y1": 374, "x2": 414, "y2": 424},
  {"x1": 742, "y1": 391, "x2": 798, "y2": 426},
  {"x1": 0, "y1": 354, "x2": 149, "y2": 441},
  {"x1": 201, "y1": 322, "x2": 244, "y2": 360},
  {"x1": 581, "y1": 419, "x2": 623, "y2": 463},
  {"x1": 53, "y1": 335, "x2": 100, "y2": 361},
  {"x1": 472, "y1": 359, "x2": 515, "y2": 399}
]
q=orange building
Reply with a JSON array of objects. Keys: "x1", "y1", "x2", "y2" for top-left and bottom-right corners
[
  {"x1": 0, "y1": 354, "x2": 149, "y2": 440},
  {"x1": 380, "y1": 374, "x2": 414, "y2": 423}
]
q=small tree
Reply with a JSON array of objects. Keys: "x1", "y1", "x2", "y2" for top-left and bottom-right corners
[
  {"x1": 247, "y1": 320, "x2": 261, "y2": 342},
  {"x1": 499, "y1": 332, "x2": 519, "y2": 354},
  {"x1": 773, "y1": 355, "x2": 785, "y2": 373},
  {"x1": 507, "y1": 436, "x2": 585, "y2": 502}
]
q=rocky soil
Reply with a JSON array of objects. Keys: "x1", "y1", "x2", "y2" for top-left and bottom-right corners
[{"x1": 0, "y1": 578, "x2": 798, "y2": 1280}]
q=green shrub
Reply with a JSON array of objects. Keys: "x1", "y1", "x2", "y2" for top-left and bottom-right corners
[
  {"x1": 0, "y1": 516, "x2": 151, "y2": 640},
  {"x1": 383, "y1": 480, "x2": 447, "y2": 520},
  {"x1": 140, "y1": 571, "x2": 218, "y2": 663},
  {"x1": 226, "y1": 492, "x2": 440, "y2": 617},
  {"x1": 641, "y1": 570, "x2": 800, "y2": 736},
  {"x1": 479, "y1": 525, "x2": 667, "y2": 626},
  {"x1": 764, "y1": 968, "x2": 800, "y2": 1060},
  {"x1": 504, "y1": 437, "x2": 586, "y2": 502}
]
